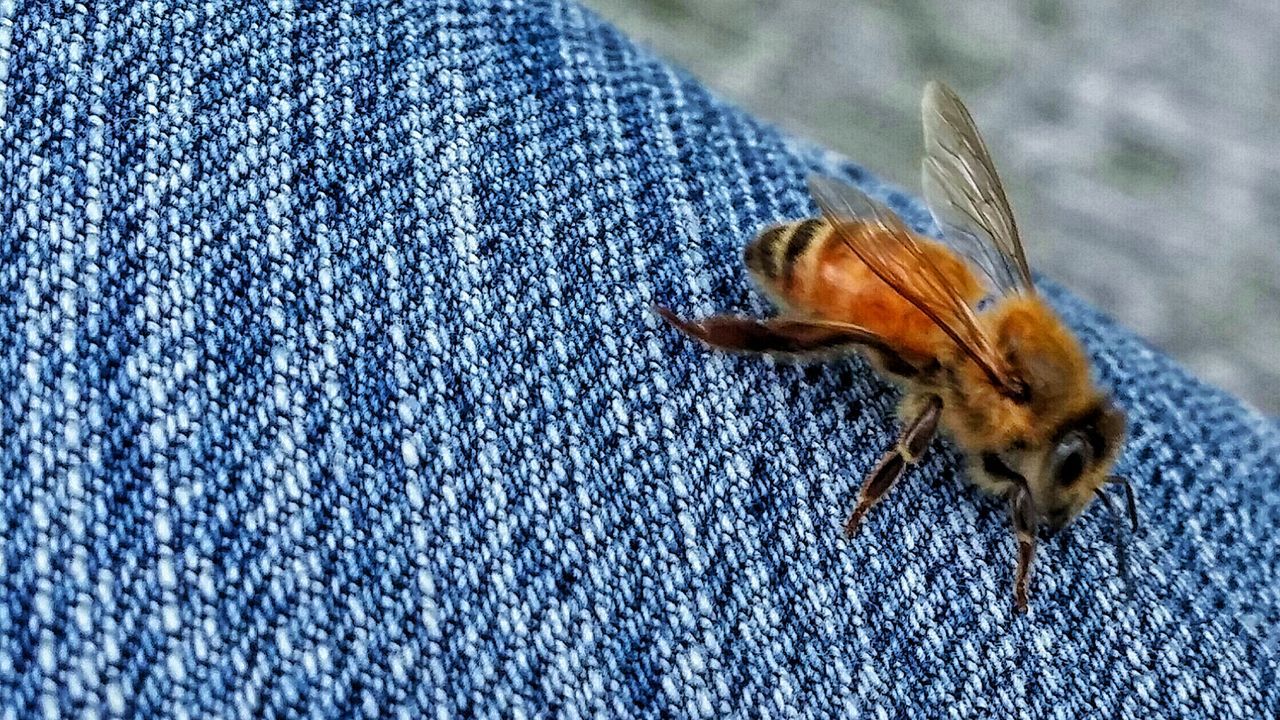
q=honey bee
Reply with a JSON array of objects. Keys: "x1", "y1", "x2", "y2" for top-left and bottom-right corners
[{"x1": 657, "y1": 81, "x2": 1138, "y2": 612}]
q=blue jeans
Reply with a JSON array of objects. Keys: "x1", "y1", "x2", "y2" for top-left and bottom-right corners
[{"x1": 1, "y1": 0, "x2": 1276, "y2": 716}]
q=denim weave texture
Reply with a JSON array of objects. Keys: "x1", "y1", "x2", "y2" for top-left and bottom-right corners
[{"x1": 1, "y1": 0, "x2": 1278, "y2": 717}]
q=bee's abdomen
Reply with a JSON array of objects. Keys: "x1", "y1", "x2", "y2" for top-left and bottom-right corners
[{"x1": 744, "y1": 218, "x2": 828, "y2": 287}]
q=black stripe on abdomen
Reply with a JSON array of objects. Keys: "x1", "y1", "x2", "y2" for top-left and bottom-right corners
[
  {"x1": 783, "y1": 219, "x2": 824, "y2": 283},
  {"x1": 744, "y1": 224, "x2": 791, "y2": 279}
]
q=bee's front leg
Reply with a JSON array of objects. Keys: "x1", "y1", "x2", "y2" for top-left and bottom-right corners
[
  {"x1": 844, "y1": 394, "x2": 943, "y2": 535},
  {"x1": 1009, "y1": 480, "x2": 1039, "y2": 613}
]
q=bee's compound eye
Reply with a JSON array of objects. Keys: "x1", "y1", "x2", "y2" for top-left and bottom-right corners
[{"x1": 1051, "y1": 432, "x2": 1092, "y2": 486}]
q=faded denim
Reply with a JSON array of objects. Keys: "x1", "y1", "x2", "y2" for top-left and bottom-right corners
[{"x1": 0, "y1": 0, "x2": 1277, "y2": 717}]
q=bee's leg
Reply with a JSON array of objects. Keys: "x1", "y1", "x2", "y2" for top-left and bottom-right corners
[
  {"x1": 653, "y1": 306, "x2": 922, "y2": 365},
  {"x1": 844, "y1": 394, "x2": 942, "y2": 535},
  {"x1": 1009, "y1": 481, "x2": 1038, "y2": 613}
]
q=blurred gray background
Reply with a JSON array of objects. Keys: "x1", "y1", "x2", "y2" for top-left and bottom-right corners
[{"x1": 585, "y1": 0, "x2": 1280, "y2": 414}]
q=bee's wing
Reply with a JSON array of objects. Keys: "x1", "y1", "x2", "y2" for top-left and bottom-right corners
[
  {"x1": 920, "y1": 80, "x2": 1035, "y2": 295},
  {"x1": 807, "y1": 174, "x2": 1027, "y2": 398}
]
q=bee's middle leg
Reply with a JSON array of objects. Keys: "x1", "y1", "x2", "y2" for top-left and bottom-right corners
[{"x1": 844, "y1": 394, "x2": 942, "y2": 535}]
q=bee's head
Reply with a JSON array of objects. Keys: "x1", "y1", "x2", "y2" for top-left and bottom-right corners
[{"x1": 1026, "y1": 396, "x2": 1128, "y2": 532}]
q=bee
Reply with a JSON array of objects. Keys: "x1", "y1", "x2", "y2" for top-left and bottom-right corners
[{"x1": 657, "y1": 81, "x2": 1138, "y2": 612}]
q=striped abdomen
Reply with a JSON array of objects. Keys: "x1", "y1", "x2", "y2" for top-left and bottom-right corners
[
  {"x1": 743, "y1": 218, "x2": 984, "y2": 359},
  {"x1": 743, "y1": 218, "x2": 828, "y2": 294}
]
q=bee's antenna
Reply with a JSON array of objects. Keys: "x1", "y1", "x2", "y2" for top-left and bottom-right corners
[
  {"x1": 1107, "y1": 475, "x2": 1139, "y2": 531},
  {"x1": 1095, "y1": 485, "x2": 1136, "y2": 599}
]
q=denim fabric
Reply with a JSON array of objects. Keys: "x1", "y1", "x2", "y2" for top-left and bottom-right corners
[{"x1": 1, "y1": 0, "x2": 1277, "y2": 717}]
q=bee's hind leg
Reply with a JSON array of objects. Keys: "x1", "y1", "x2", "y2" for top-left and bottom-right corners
[
  {"x1": 844, "y1": 394, "x2": 942, "y2": 535},
  {"x1": 653, "y1": 306, "x2": 897, "y2": 357}
]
